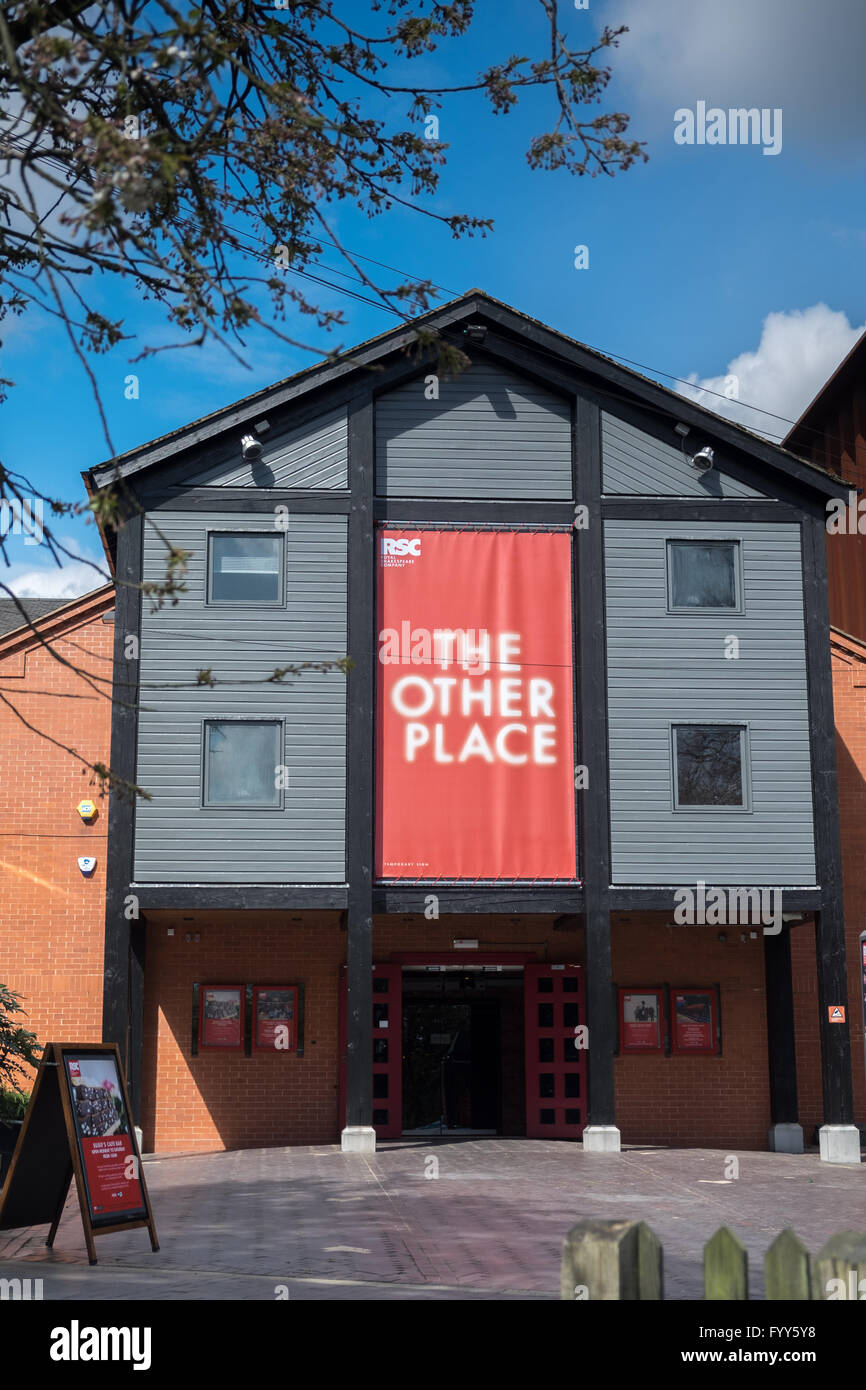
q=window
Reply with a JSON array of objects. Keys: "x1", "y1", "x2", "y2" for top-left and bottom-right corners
[
  {"x1": 672, "y1": 724, "x2": 749, "y2": 809},
  {"x1": 208, "y1": 533, "x2": 283, "y2": 604},
  {"x1": 203, "y1": 720, "x2": 282, "y2": 807},
  {"x1": 667, "y1": 540, "x2": 740, "y2": 611}
]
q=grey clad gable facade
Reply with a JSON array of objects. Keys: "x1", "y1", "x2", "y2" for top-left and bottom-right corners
[{"x1": 86, "y1": 289, "x2": 857, "y2": 1158}]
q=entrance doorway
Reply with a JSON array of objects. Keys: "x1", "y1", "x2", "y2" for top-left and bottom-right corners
[
  {"x1": 401, "y1": 967, "x2": 523, "y2": 1135},
  {"x1": 338, "y1": 959, "x2": 586, "y2": 1141}
]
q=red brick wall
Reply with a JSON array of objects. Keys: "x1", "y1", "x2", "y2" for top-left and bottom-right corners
[
  {"x1": 141, "y1": 909, "x2": 773, "y2": 1152},
  {"x1": 140, "y1": 911, "x2": 345, "y2": 1152},
  {"x1": 0, "y1": 599, "x2": 113, "y2": 1082},
  {"x1": 793, "y1": 640, "x2": 866, "y2": 1136},
  {"x1": 612, "y1": 914, "x2": 769, "y2": 1150}
]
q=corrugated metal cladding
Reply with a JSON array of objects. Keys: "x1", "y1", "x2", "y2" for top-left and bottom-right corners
[
  {"x1": 134, "y1": 511, "x2": 347, "y2": 883},
  {"x1": 605, "y1": 520, "x2": 816, "y2": 885},
  {"x1": 184, "y1": 405, "x2": 348, "y2": 489},
  {"x1": 602, "y1": 413, "x2": 767, "y2": 498},
  {"x1": 376, "y1": 361, "x2": 572, "y2": 497}
]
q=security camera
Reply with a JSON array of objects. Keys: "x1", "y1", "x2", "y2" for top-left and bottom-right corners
[
  {"x1": 241, "y1": 433, "x2": 262, "y2": 461},
  {"x1": 690, "y1": 445, "x2": 714, "y2": 471}
]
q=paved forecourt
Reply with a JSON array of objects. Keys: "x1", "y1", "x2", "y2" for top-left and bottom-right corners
[{"x1": 0, "y1": 1139, "x2": 862, "y2": 1300}]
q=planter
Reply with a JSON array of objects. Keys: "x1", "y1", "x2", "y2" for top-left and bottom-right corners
[{"x1": 0, "y1": 1120, "x2": 23, "y2": 1187}]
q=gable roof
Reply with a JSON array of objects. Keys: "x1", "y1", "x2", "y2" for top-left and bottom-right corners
[
  {"x1": 0, "y1": 597, "x2": 68, "y2": 637},
  {"x1": 84, "y1": 289, "x2": 845, "y2": 501},
  {"x1": 785, "y1": 328, "x2": 866, "y2": 461},
  {"x1": 0, "y1": 585, "x2": 114, "y2": 659}
]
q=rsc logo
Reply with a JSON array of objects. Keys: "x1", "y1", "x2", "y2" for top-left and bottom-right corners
[{"x1": 381, "y1": 537, "x2": 421, "y2": 557}]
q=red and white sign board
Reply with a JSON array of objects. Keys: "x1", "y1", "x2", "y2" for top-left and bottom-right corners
[{"x1": 375, "y1": 527, "x2": 576, "y2": 880}]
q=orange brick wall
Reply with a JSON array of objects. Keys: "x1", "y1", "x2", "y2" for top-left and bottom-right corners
[
  {"x1": 141, "y1": 909, "x2": 774, "y2": 1152},
  {"x1": 0, "y1": 602, "x2": 113, "y2": 1082}
]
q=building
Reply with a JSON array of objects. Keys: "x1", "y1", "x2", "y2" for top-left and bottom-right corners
[
  {"x1": 0, "y1": 588, "x2": 114, "y2": 1071},
  {"x1": 783, "y1": 332, "x2": 866, "y2": 1143},
  {"x1": 84, "y1": 291, "x2": 860, "y2": 1161}
]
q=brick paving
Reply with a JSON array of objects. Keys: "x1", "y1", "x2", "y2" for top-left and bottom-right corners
[{"x1": 0, "y1": 1139, "x2": 864, "y2": 1300}]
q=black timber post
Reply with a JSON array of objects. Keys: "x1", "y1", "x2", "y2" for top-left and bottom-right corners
[
  {"x1": 344, "y1": 396, "x2": 375, "y2": 1139},
  {"x1": 801, "y1": 508, "x2": 855, "y2": 1128},
  {"x1": 575, "y1": 393, "x2": 617, "y2": 1136},
  {"x1": 102, "y1": 510, "x2": 144, "y2": 1119},
  {"x1": 763, "y1": 925, "x2": 799, "y2": 1126}
]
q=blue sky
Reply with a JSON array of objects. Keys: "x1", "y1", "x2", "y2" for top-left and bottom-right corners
[{"x1": 3, "y1": 0, "x2": 865, "y2": 595}]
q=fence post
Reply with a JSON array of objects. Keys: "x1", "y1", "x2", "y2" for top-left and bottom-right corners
[
  {"x1": 764, "y1": 1229, "x2": 813, "y2": 1300},
  {"x1": 704, "y1": 1227, "x2": 749, "y2": 1300},
  {"x1": 813, "y1": 1233, "x2": 866, "y2": 1300},
  {"x1": 561, "y1": 1218, "x2": 663, "y2": 1300}
]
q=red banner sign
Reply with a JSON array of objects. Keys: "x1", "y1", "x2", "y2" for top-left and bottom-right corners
[{"x1": 376, "y1": 528, "x2": 576, "y2": 880}]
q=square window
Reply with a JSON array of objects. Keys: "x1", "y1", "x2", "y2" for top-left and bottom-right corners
[
  {"x1": 667, "y1": 540, "x2": 739, "y2": 611},
  {"x1": 203, "y1": 721, "x2": 281, "y2": 808},
  {"x1": 673, "y1": 724, "x2": 748, "y2": 809},
  {"x1": 208, "y1": 533, "x2": 283, "y2": 604}
]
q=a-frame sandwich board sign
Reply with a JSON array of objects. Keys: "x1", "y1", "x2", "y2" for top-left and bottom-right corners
[{"x1": 0, "y1": 1042, "x2": 158, "y2": 1266}]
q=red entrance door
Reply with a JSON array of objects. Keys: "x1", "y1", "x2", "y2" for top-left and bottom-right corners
[
  {"x1": 523, "y1": 963, "x2": 586, "y2": 1139},
  {"x1": 338, "y1": 964, "x2": 402, "y2": 1139}
]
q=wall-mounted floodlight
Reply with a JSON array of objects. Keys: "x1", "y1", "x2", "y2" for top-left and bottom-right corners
[
  {"x1": 690, "y1": 446, "x2": 714, "y2": 471},
  {"x1": 241, "y1": 433, "x2": 262, "y2": 461}
]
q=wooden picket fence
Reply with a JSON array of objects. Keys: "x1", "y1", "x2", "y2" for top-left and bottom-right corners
[{"x1": 561, "y1": 1219, "x2": 866, "y2": 1300}]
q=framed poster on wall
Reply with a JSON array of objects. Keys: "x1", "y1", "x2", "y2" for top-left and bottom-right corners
[
  {"x1": 618, "y1": 988, "x2": 665, "y2": 1053},
  {"x1": 253, "y1": 986, "x2": 298, "y2": 1053},
  {"x1": 198, "y1": 985, "x2": 244, "y2": 1050},
  {"x1": 671, "y1": 988, "x2": 719, "y2": 1055}
]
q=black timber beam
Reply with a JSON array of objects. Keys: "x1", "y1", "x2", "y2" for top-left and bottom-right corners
[
  {"x1": 372, "y1": 887, "x2": 584, "y2": 915},
  {"x1": 609, "y1": 887, "x2": 823, "y2": 913},
  {"x1": 131, "y1": 885, "x2": 349, "y2": 911},
  {"x1": 764, "y1": 925, "x2": 800, "y2": 1126},
  {"x1": 575, "y1": 392, "x2": 617, "y2": 1130},
  {"x1": 344, "y1": 395, "x2": 375, "y2": 1135},
  {"x1": 101, "y1": 512, "x2": 143, "y2": 1120},
  {"x1": 602, "y1": 499, "x2": 801, "y2": 522},
  {"x1": 801, "y1": 508, "x2": 855, "y2": 1125}
]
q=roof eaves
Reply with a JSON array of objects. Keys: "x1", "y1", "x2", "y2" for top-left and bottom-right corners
[{"x1": 86, "y1": 291, "x2": 484, "y2": 489}]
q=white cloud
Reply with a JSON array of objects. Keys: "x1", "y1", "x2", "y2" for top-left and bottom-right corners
[
  {"x1": 607, "y1": 0, "x2": 866, "y2": 154},
  {"x1": 677, "y1": 303, "x2": 866, "y2": 440},
  {"x1": 3, "y1": 553, "x2": 109, "y2": 599}
]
